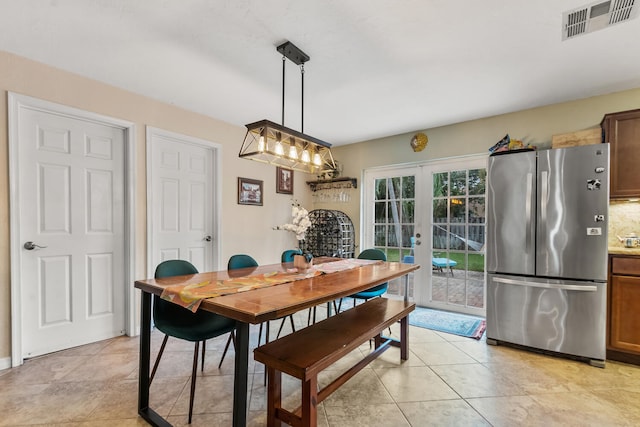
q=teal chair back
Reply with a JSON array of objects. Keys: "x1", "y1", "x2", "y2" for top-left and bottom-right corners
[
  {"x1": 353, "y1": 248, "x2": 388, "y2": 298},
  {"x1": 281, "y1": 249, "x2": 303, "y2": 262},
  {"x1": 153, "y1": 260, "x2": 235, "y2": 341},
  {"x1": 228, "y1": 254, "x2": 258, "y2": 270}
]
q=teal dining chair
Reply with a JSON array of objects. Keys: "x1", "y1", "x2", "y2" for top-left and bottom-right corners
[
  {"x1": 281, "y1": 249, "x2": 319, "y2": 326},
  {"x1": 220, "y1": 254, "x2": 297, "y2": 370},
  {"x1": 218, "y1": 254, "x2": 259, "y2": 368},
  {"x1": 336, "y1": 248, "x2": 388, "y2": 313},
  {"x1": 281, "y1": 248, "x2": 302, "y2": 262},
  {"x1": 151, "y1": 259, "x2": 236, "y2": 424}
]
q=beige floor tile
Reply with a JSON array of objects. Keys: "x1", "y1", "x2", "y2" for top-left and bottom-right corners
[
  {"x1": 324, "y1": 403, "x2": 411, "y2": 427},
  {"x1": 408, "y1": 325, "x2": 449, "y2": 343},
  {"x1": 0, "y1": 353, "x2": 90, "y2": 386},
  {"x1": 170, "y1": 374, "x2": 235, "y2": 416},
  {"x1": 430, "y1": 363, "x2": 525, "y2": 398},
  {"x1": 483, "y1": 358, "x2": 588, "y2": 394},
  {"x1": 322, "y1": 369, "x2": 394, "y2": 407},
  {"x1": 590, "y1": 388, "x2": 640, "y2": 424},
  {"x1": 59, "y1": 352, "x2": 139, "y2": 383},
  {"x1": 0, "y1": 381, "x2": 105, "y2": 425},
  {"x1": 375, "y1": 365, "x2": 458, "y2": 402},
  {"x1": 531, "y1": 391, "x2": 637, "y2": 426},
  {"x1": 370, "y1": 347, "x2": 426, "y2": 369},
  {"x1": 467, "y1": 395, "x2": 561, "y2": 427},
  {"x1": 410, "y1": 340, "x2": 478, "y2": 365},
  {"x1": 398, "y1": 399, "x2": 491, "y2": 426}
]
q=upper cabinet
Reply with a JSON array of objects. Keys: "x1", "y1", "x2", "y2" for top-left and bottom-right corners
[{"x1": 601, "y1": 109, "x2": 640, "y2": 199}]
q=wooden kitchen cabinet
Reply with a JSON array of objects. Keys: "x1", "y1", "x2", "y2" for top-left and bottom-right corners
[
  {"x1": 608, "y1": 255, "x2": 640, "y2": 365},
  {"x1": 601, "y1": 109, "x2": 640, "y2": 199}
]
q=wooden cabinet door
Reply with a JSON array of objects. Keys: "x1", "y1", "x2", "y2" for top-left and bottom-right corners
[
  {"x1": 602, "y1": 109, "x2": 640, "y2": 199},
  {"x1": 610, "y1": 274, "x2": 640, "y2": 354}
]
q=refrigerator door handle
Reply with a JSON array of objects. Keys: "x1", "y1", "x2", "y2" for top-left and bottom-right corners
[
  {"x1": 494, "y1": 277, "x2": 598, "y2": 292},
  {"x1": 525, "y1": 172, "x2": 533, "y2": 255},
  {"x1": 539, "y1": 170, "x2": 548, "y2": 250}
]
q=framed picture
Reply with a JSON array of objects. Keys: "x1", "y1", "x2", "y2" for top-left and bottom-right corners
[
  {"x1": 276, "y1": 167, "x2": 294, "y2": 194},
  {"x1": 237, "y1": 177, "x2": 263, "y2": 206}
]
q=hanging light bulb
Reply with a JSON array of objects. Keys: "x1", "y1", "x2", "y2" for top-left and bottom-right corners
[
  {"x1": 288, "y1": 137, "x2": 298, "y2": 159},
  {"x1": 313, "y1": 147, "x2": 322, "y2": 166},
  {"x1": 257, "y1": 128, "x2": 266, "y2": 152},
  {"x1": 274, "y1": 132, "x2": 284, "y2": 156},
  {"x1": 301, "y1": 145, "x2": 311, "y2": 163}
]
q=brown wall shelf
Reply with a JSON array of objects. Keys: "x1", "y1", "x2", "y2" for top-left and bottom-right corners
[{"x1": 306, "y1": 177, "x2": 357, "y2": 192}]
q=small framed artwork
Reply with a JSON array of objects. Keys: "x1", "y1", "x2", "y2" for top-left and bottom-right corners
[
  {"x1": 276, "y1": 167, "x2": 294, "y2": 194},
  {"x1": 238, "y1": 177, "x2": 263, "y2": 206}
]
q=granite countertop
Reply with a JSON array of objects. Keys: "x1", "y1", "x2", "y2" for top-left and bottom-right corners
[{"x1": 609, "y1": 246, "x2": 640, "y2": 256}]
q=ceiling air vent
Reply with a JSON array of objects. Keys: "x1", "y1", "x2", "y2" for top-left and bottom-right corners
[{"x1": 562, "y1": 0, "x2": 638, "y2": 40}]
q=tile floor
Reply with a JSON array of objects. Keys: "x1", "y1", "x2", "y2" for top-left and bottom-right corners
[{"x1": 1, "y1": 306, "x2": 640, "y2": 426}]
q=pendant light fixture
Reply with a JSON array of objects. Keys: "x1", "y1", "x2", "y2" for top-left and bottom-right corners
[{"x1": 239, "y1": 41, "x2": 336, "y2": 174}]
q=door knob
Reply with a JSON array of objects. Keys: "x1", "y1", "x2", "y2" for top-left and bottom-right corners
[
  {"x1": 24, "y1": 241, "x2": 47, "y2": 250},
  {"x1": 203, "y1": 235, "x2": 212, "y2": 242},
  {"x1": 415, "y1": 240, "x2": 422, "y2": 246}
]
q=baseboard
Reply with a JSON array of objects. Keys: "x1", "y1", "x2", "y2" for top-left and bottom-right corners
[{"x1": 0, "y1": 356, "x2": 12, "y2": 371}]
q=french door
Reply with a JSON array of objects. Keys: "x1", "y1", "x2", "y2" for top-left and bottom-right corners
[{"x1": 363, "y1": 156, "x2": 486, "y2": 315}]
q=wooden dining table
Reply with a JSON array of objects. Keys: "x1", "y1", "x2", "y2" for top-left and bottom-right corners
[{"x1": 134, "y1": 258, "x2": 419, "y2": 427}]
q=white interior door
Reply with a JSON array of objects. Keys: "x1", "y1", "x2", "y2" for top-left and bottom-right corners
[
  {"x1": 15, "y1": 101, "x2": 126, "y2": 359},
  {"x1": 147, "y1": 128, "x2": 219, "y2": 274}
]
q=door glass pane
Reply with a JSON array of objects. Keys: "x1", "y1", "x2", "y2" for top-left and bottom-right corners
[
  {"x1": 374, "y1": 225, "x2": 386, "y2": 246},
  {"x1": 433, "y1": 172, "x2": 448, "y2": 197},
  {"x1": 375, "y1": 178, "x2": 387, "y2": 200},
  {"x1": 469, "y1": 197, "x2": 485, "y2": 222},
  {"x1": 469, "y1": 169, "x2": 486, "y2": 195},
  {"x1": 450, "y1": 170, "x2": 466, "y2": 196},
  {"x1": 433, "y1": 199, "x2": 447, "y2": 223},
  {"x1": 404, "y1": 175, "x2": 415, "y2": 198},
  {"x1": 450, "y1": 198, "x2": 466, "y2": 223},
  {"x1": 375, "y1": 201, "x2": 386, "y2": 222},
  {"x1": 391, "y1": 177, "x2": 402, "y2": 199},
  {"x1": 402, "y1": 200, "x2": 415, "y2": 223}
]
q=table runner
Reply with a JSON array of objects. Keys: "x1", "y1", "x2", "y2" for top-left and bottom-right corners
[{"x1": 161, "y1": 258, "x2": 381, "y2": 312}]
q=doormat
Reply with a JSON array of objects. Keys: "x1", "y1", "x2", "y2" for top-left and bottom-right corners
[{"x1": 409, "y1": 307, "x2": 486, "y2": 339}]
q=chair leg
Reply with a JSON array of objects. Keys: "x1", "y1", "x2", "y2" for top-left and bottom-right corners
[
  {"x1": 150, "y1": 334, "x2": 169, "y2": 385},
  {"x1": 189, "y1": 341, "x2": 200, "y2": 424},
  {"x1": 201, "y1": 340, "x2": 206, "y2": 372},
  {"x1": 276, "y1": 318, "x2": 287, "y2": 339},
  {"x1": 218, "y1": 331, "x2": 235, "y2": 369},
  {"x1": 334, "y1": 298, "x2": 343, "y2": 314}
]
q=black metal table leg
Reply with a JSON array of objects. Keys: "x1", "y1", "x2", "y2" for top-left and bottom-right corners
[
  {"x1": 233, "y1": 321, "x2": 250, "y2": 427},
  {"x1": 137, "y1": 291, "x2": 171, "y2": 426}
]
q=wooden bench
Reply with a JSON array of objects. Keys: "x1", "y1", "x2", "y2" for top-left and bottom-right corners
[{"x1": 253, "y1": 297, "x2": 415, "y2": 427}]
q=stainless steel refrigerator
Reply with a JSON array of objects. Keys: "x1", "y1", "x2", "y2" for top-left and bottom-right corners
[{"x1": 486, "y1": 144, "x2": 609, "y2": 367}]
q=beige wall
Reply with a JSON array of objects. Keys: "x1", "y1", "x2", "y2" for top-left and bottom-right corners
[
  {"x1": 328, "y1": 88, "x2": 640, "y2": 245},
  {"x1": 0, "y1": 51, "x2": 311, "y2": 362}
]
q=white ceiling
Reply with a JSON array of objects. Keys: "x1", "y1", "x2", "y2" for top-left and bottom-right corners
[{"x1": 1, "y1": 0, "x2": 639, "y2": 146}]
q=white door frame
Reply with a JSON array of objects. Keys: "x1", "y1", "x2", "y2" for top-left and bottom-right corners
[
  {"x1": 361, "y1": 154, "x2": 486, "y2": 311},
  {"x1": 145, "y1": 127, "x2": 222, "y2": 275},
  {"x1": 8, "y1": 93, "x2": 137, "y2": 367}
]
